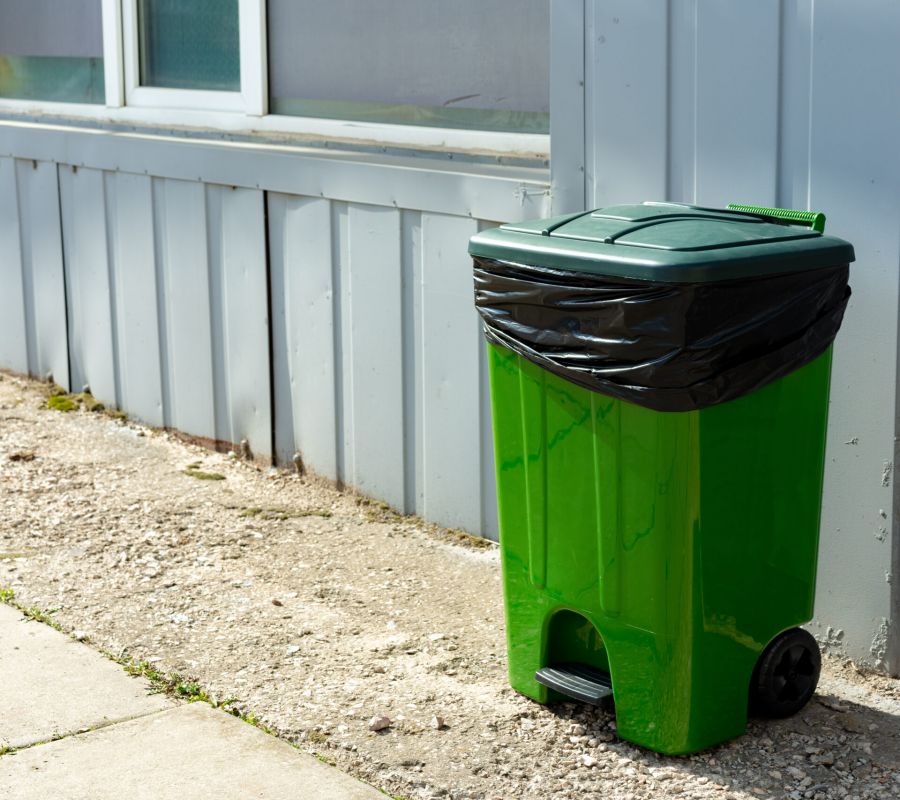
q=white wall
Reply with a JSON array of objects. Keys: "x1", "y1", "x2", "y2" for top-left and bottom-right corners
[
  {"x1": 0, "y1": 121, "x2": 551, "y2": 539},
  {"x1": 567, "y1": 0, "x2": 900, "y2": 672}
]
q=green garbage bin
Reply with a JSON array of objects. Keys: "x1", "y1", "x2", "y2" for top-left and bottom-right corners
[{"x1": 469, "y1": 202, "x2": 854, "y2": 754}]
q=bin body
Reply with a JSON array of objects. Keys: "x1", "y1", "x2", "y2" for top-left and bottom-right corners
[
  {"x1": 472, "y1": 202, "x2": 854, "y2": 754},
  {"x1": 489, "y1": 343, "x2": 831, "y2": 753}
]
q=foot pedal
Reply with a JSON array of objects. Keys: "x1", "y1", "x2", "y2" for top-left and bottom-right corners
[{"x1": 535, "y1": 663, "x2": 613, "y2": 705}]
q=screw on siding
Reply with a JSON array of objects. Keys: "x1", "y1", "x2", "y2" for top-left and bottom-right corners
[
  {"x1": 292, "y1": 452, "x2": 305, "y2": 476},
  {"x1": 240, "y1": 439, "x2": 252, "y2": 461}
]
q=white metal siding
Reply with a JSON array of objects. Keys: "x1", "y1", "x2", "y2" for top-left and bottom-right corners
[
  {"x1": 580, "y1": 0, "x2": 900, "y2": 670},
  {"x1": 0, "y1": 122, "x2": 545, "y2": 538},
  {"x1": 267, "y1": 194, "x2": 498, "y2": 535},
  {"x1": 0, "y1": 157, "x2": 68, "y2": 387}
]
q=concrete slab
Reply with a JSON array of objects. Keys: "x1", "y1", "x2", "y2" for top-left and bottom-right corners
[
  {"x1": 0, "y1": 702, "x2": 385, "y2": 799},
  {"x1": 0, "y1": 603, "x2": 170, "y2": 748}
]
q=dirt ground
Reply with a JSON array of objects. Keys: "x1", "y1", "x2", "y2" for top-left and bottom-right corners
[{"x1": 1, "y1": 371, "x2": 899, "y2": 800}]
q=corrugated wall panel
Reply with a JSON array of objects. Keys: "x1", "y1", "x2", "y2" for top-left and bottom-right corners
[
  {"x1": 583, "y1": 0, "x2": 900, "y2": 669},
  {"x1": 420, "y1": 213, "x2": 482, "y2": 531},
  {"x1": 585, "y1": 0, "x2": 668, "y2": 206},
  {"x1": 346, "y1": 204, "x2": 406, "y2": 509},
  {"x1": 58, "y1": 165, "x2": 116, "y2": 403},
  {"x1": 106, "y1": 172, "x2": 164, "y2": 426},
  {"x1": 210, "y1": 185, "x2": 271, "y2": 458},
  {"x1": 155, "y1": 177, "x2": 216, "y2": 439},
  {"x1": 268, "y1": 197, "x2": 500, "y2": 535},
  {"x1": 0, "y1": 157, "x2": 29, "y2": 375},
  {"x1": 693, "y1": 2, "x2": 780, "y2": 206},
  {"x1": 807, "y1": 0, "x2": 900, "y2": 671},
  {"x1": 17, "y1": 160, "x2": 68, "y2": 389},
  {"x1": 0, "y1": 123, "x2": 546, "y2": 548},
  {"x1": 141, "y1": 178, "x2": 272, "y2": 458},
  {"x1": 269, "y1": 194, "x2": 338, "y2": 474}
]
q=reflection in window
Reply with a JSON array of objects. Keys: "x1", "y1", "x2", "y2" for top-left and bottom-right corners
[
  {"x1": 0, "y1": 0, "x2": 104, "y2": 103},
  {"x1": 138, "y1": 0, "x2": 240, "y2": 91},
  {"x1": 267, "y1": 0, "x2": 549, "y2": 133}
]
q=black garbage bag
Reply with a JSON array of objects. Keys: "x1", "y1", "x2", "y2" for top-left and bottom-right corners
[{"x1": 473, "y1": 256, "x2": 851, "y2": 412}]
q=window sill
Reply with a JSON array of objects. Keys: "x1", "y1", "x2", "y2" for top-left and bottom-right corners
[{"x1": 0, "y1": 100, "x2": 549, "y2": 165}]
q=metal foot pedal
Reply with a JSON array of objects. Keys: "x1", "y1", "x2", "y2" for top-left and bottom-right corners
[{"x1": 535, "y1": 663, "x2": 614, "y2": 705}]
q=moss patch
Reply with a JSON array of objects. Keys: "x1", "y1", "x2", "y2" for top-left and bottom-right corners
[
  {"x1": 184, "y1": 468, "x2": 226, "y2": 481},
  {"x1": 74, "y1": 393, "x2": 105, "y2": 413},
  {"x1": 238, "y1": 506, "x2": 331, "y2": 521},
  {"x1": 47, "y1": 394, "x2": 78, "y2": 412},
  {"x1": 45, "y1": 388, "x2": 112, "y2": 415}
]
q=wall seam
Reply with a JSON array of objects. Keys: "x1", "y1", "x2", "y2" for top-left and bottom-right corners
[{"x1": 55, "y1": 164, "x2": 74, "y2": 393}]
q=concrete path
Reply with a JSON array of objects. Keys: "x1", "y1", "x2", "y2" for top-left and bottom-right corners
[{"x1": 0, "y1": 604, "x2": 383, "y2": 799}]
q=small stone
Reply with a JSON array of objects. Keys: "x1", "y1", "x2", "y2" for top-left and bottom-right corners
[
  {"x1": 72, "y1": 630, "x2": 88, "y2": 641},
  {"x1": 428, "y1": 633, "x2": 446, "y2": 642},
  {"x1": 431, "y1": 715, "x2": 445, "y2": 730},
  {"x1": 580, "y1": 754, "x2": 597, "y2": 768},
  {"x1": 368, "y1": 715, "x2": 392, "y2": 732},
  {"x1": 272, "y1": 598, "x2": 284, "y2": 607},
  {"x1": 286, "y1": 645, "x2": 301, "y2": 655}
]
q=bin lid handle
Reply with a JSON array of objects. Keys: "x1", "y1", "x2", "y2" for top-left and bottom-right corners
[{"x1": 727, "y1": 203, "x2": 826, "y2": 233}]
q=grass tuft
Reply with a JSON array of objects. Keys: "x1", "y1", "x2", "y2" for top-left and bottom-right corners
[
  {"x1": 183, "y1": 468, "x2": 226, "y2": 481},
  {"x1": 239, "y1": 506, "x2": 331, "y2": 521}
]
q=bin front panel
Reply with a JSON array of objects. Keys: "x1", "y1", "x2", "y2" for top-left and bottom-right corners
[{"x1": 487, "y1": 342, "x2": 832, "y2": 753}]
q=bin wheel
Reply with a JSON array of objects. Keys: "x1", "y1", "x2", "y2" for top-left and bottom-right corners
[{"x1": 750, "y1": 627, "x2": 821, "y2": 719}]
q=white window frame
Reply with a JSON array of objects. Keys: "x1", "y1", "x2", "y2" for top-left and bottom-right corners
[
  {"x1": 0, "y1": 0, "x2": 550, "y2": 158},
  {"x1": 118, "y1": 0, "x2": 266, "y2": 114}
]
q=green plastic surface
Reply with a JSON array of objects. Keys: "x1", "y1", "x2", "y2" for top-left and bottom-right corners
[
  {"x1": 488, "y1": 344, "x2": 832, "y2": 754},
  {"x1": 468, "y1": 202, "x2": 854, "y2": 282},
  {"x1": 727, "y1": 204, "x2": 827, "y2": 233}
]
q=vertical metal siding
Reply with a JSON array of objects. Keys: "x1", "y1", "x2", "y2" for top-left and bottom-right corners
[
  {"x1": 0, "y1": 157, "x2": 29, "y2": 375},
  {"x1": 0, "y1": 122, "x2": 547, "y2": 546},
  {"x1": 211, "y1": 185, "x2": 271, "y2": 458},
  {"x1": 267, "y1": 194, "x2": 499, "y2": 535},
  {"x1": 0, "y1": 159, "x2": 68, "y2": 387},
  {"x1": 58, "y1": 165, "x2": 117, "y2": 402},
  {"x1": 582, "y1": 0, "x2": 900, "y2": 669},
  {"x1": 106, "y1": 172, "x2": 164, "y2": 426},
  {"x1": 346, "y1": 204, "x2": 406, "y2": 508},
  {"x1": 807, "y1": 1, "x2": 900, "y2": 672},
  {"x1": 53, "y1": 169, "x2": 274, "y2": 458},
  {"x1": 268, "y1": 194, "x2": 338, "y2": 475},
  {"x1": 419, "y1": 212, "x2": 483, "y2": 531}
]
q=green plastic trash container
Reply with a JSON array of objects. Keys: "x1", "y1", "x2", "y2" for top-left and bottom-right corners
[{"x1": 469, "y1": 202, "x2": 854, "y2": 754}]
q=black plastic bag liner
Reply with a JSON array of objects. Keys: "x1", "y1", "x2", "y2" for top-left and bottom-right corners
[{"x1": 474, "y1": 256, "x2": 851, "y2": 412}]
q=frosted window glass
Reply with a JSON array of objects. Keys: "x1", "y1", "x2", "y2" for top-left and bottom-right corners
[
  {"x1": 0, "y1": 0, "x2": 104, "y2": 103},
  {"x1": 138, "y1": 0, "x2": 240, "y2": 91},
  {"x1": 267, "y1": 0, "x2": 549, "y2": 133}
]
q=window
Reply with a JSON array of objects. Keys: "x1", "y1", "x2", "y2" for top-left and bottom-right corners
[
  {"x1": 267, "y1": 0, "x2": 550, "y2": 134},
  {"x1": 137, "y1": 0, "x2": 240, "y2": 91},
  {"x1": 0, "y1": 0, "x2": 549, "y2": 155},
  {"x1": 122, "y1": 0, "x2": 264, "y2": 112},
  {"x1": 0, "y1": 0, "x2": 105, "y2": 103}
]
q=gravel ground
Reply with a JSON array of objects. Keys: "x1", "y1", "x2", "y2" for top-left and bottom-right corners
[{"x1": 1, "y1": 371, "x2": 899, "y2": 800}]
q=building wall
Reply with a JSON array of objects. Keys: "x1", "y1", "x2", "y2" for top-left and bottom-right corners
[
  {"x1": 0, "y1": 121, "x2": 552, "y2": 538},
  {"x1": 569, "y1": 0, "x2": 900, "y2": 672},
  {"x1": 2, "y1": 0, "x2": 899, "y2": 673}
]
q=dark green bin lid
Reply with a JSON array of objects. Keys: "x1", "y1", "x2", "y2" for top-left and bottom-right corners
[{"x1": 468, "y1": 202, "x2": 855, "y2": 282}]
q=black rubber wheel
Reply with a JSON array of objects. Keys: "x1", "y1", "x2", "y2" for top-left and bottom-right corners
[{"x1": 750, "y1": 627, "x2": 821, "y2": 718}]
